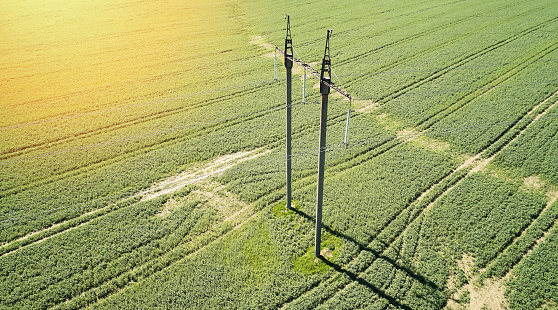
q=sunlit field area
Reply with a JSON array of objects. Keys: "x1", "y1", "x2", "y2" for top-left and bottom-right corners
[{"x1": 1, "y1": 0, "x2": 558, "y2": 309}]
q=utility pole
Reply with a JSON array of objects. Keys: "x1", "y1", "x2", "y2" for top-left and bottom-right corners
[
  {"x1": 285, "y1": 15, "x2": 294, "y2": 210},
  {"x1": 315, "y1": 29, "x2": 333, "y2": 257},
  {"x1": 275, "y1": 26, "x2": 351, "y2": 226}
]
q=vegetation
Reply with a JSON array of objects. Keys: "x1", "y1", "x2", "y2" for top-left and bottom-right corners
[
  {"x1": 506, "y1": 225, "x2": 558, "y2": 309},
  {"x1": 1, "y1": 0, "x2": 557, "y2": 309}
]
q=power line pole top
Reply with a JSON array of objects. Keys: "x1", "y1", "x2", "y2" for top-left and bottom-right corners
[
  {"x1": 320, "y1": 29, "x2": 333, "y2": 96},
  {"x1": 284, "y1": 14, "x2": 293, "y2": 69}
]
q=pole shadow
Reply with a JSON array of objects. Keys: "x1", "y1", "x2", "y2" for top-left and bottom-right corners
[
  {"x1": 317, "y1": 254, "x2": 413, "y2": 310},
  {"x1": 292, "y1": 208, "x2": 444, "y2": 309}
]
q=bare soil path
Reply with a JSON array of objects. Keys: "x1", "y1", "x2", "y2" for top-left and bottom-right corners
[{"x1": 0, "y1": 148, "x2": 270, "y2": 258}]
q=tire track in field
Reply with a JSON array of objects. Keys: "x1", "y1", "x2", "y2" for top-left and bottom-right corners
[
  {"x1": 294, "y1": 0, "x2": 538, "y2": 101},
  {"x1": 0, "y1": 62, "x2": 266, "y2": 133},
  {"x1": 30, "y1": 111, "x2": 386, "y2": 310},
  {"x1": 281, "y1": 5, "x2": 558, "y2": 186},
  {"x1": 292, "y1": 0, "x2": 533, "y2": 98},
  {"x1": 10, "y1": 71, "x2": 548, "y2": 308},
  {"x1": 0, "y1": 77, "x2": 273, "y2": 166},
  {"x1": 2, "y1": 150, "x2": 271, "y2": 310},
  {"x1": 0, "y1": 149, "x2": 268, "y2": 258},
  {"x1": 361, "y1": 12, "x2": 558, "y2": 114},
  {"x1": 0, "y1": 102, "x2": 339, "y2": 245},
  {"x1": 0, "y1": 0, "x2": 436, "y2": 126},
  {"x1": 277, "y1": 31, "x2": 558, "y2": 308},
  {"x1": 482, "y1": 190, "x2": 558, "y2": 280},
  {"x1": 291, "y1": 20, "x2": 558, "y2": 202},
  {"x1": 293, "y1": 0, "x2": 482, "y2": 50},
  {"x1": 343, "y1": 88, "x2": 558, "y2": 304},
  {"x1": 51, "y1": 163, "x2": 288, "y2": 310},
  {"x1": 505, "y1": 200, "x2": 558, "y2": 276},
  {"x1": 0, "y1": 199, "x2": 132, "y2": 258},
  {"x1": 0, "y1": 0, "x2": 548, "y2": 226},
  {"x1": 334, "y1": 0, "x2": 541, "y2": 77},
  {"x1": 350, "y1": 16, "x2": 558, "y2": 141},
  {"x1": 341, "y1": 5, "x2": 557, "y2": 132},
  {"x1": 444, "y1": 91, "x2": 558, "y2": 303},
  {"x1": 0, "y1": 83, "x2": 281, "y2": 198},
  {"x1": 398, "y1": 213, "x2": 428, "y2": 303},
  {"x1": 337, "y1": 0, "x2": 533, "y2": 69},
  {"x1": 416, "y1": 39, "x2": 558, "y2": 132},
  {"x1": 1, "y1": 73, "x2": 273, "y2": 160},
  {"x1": 284, "y1": 84, "x2": 558, "y2": 307},
  {"x1": 49, "y1": 142, "x2": 309, "y2": 307},
  {"x1": 27, "y1": 8, "x2": 558, "y2": 310},
  {"x1": 279, "y1": 156, "x2": 460, "y2": 310},
  {"x1": 307, "y1": 86, "x2": 558, "y2": 310},
  {"x1": 74, "y1": 206, "x2": 262, "y2": 310},
  {"x1": 446, "y1": 195, "x2": 558, "y2": 309},
  {"x1": 278, "y1": 55, "x2": 558, "y2": 310},
  {"x1": 0, "y1": 0, "x2": 485, "y2": 162},
  {"x1": 28, "y1": 17, "x2": 556, "y2": 308},
  {"x1": 4, "y1": 10, "x2": 556, "y2": 306},
  {"x1": 50, "y1": 205, "x2": 259, "y2": 310},
  {"x1": 424, "y1": 95, "x2": 558, "y2": 305},
  {"x1": 372, "y1": 215, "x2": 426, "y2": 309}
]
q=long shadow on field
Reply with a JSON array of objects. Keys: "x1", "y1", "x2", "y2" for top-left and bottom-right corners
[
  {"x1": 318, "y1": 256, "x2": 413, "y2": 310},
  {"x1": 293, "y1": 208, "x2": 442, "y2": 306}
]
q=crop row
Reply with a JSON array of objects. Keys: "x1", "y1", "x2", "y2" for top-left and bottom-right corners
[
  {"x1": 505, "y1": 220, "x2": 558, "y2": 309},
  {"x1": 332, "y1": 0, "x2": 556, "y2": 100},
  {"x1": 0, "y1": 84, "x2": 302, "y2": 242},
  {"x1": 2, "y1": 0, "x2": 558, "y2": 308},
  {"x1": 0, "y1": 182, "x2": 256, "y2": 310},
  {"x1": 493, "y1": 105, "x2": 558, "y2": 184},
  {"x1": 0, "y1": 78, "x2": 280, "y2": 194},
  {"x1": 0, "y1": 59, "x2": 275, "y2": 157},
  {"x1": 0, "y1": 0, "x2": 270, "y2": 141},
  {"x1": 321, "y1": 84, "x2": 558, "y2": 308},
  {"x1": 481, "y1": 199, "x2": 558, "y2": 281},
  {"x1": 277, "y1": 44, "x2": 558, "y2": 307},
  {"x1": 4, "y1": 0, "x2": 552, "y2": 245},
  {"x1": 218, "y1": 3, "x2": 553, "y2": 206},
  {"x1": 427, "y1": 46, "x2": 558, "y2": 155},
  {"x1": 90, "y1": 140, "x2": 457, "y2": 309}
]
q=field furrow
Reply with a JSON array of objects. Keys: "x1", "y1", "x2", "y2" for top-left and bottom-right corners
[
  {"x1": 51, "y1": 197, "x2": 258, "y2": 310},
  {"x1": 0, "y1": 149, "x2": 268, "y2": 258},
  {"x1": 280, "y1": 68, "x2": 558, "y2": 308},
  {"x1": 3, "y1": 0, "x2": 558, "y2": 308}
]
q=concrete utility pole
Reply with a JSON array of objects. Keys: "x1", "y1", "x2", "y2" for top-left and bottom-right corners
[
  {"x1": 285, "y1": 15, "x2": 294, "y2": 210},
  {"x1": 275, "y1": 27, "x2": 351, "y2": 250},
  {"x1": 315, "y1": 29, "x2": 333, "y2": 257}
]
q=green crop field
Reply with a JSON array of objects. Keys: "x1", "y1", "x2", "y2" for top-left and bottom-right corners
[{"x1": 1, "y1": 0, "x2": 558, "y2": 309}]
